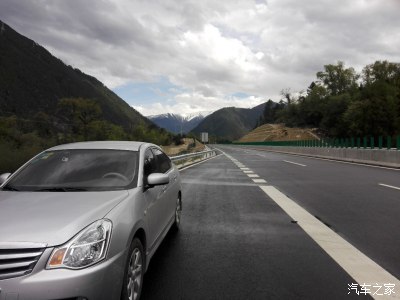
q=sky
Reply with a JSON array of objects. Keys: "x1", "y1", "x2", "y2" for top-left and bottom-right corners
[{"x1": 1, "y1": 0, "x2": 400, "y2": 116}]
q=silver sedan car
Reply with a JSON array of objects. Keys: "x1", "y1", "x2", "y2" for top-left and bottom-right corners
[{"x1": 0, "y1": 141, "x2": 182, "y2": 300}]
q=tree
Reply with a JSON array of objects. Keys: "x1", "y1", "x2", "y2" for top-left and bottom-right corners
[
  {"x1": 316, "y1": 61, "x2": 359, "y2": 95},
  {"x1": 319, "y1": 94, "x2": 351, "y2": 136},
  {"x1": 57, "y1": 98, "x2": 102, "y2": 141},
  {"x1": 344, "y1": 81, "x2": 397, "y2": 136},
  {"x1": 262, "y1": 99, "x2": 285, "y2": 124},
  {"x1": 363, "y1": 61, "x2": 400, "y2": 86},
  {"x1": 280, "y1": 88, "x2": 294, "y2": 104}
]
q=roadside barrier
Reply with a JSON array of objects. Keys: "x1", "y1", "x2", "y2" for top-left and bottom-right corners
[
  {"x1": 170, "y1": 149, "x2": 217, "y2": 169},
  {"x1": 234, "y1": 135, "x2": 400, "y2": 150}
]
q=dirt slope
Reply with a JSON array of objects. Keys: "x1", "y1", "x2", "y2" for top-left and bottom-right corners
[
  {"x1": 238, "y1": 124, "x2": 319, "y2": 142},
  {"x1": 162, "y1": 138, "x2": 205, "y2": 156}
]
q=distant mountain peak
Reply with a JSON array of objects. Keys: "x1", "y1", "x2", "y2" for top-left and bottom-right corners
[
  {"x1": 148, "y1": 112, "x2": 212, "y2": 134},
  {"x1": 181, "y1": 111, "x2": 213, "y2": 121}
]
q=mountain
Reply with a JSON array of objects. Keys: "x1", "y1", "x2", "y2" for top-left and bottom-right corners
[
  {"x1": 148, "y1": 112, "x2": 210, "y2": 134},
  {"x1": 0, "y1": 20, "x2": 153, "y2": 129},
  {"x1": 191, "y1": 103, "x2": 266, "y2": 141}
]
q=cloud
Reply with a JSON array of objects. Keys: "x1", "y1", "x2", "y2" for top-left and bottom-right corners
[
  {"x1": 1, "y1": 0, "x2": 399, "y2": 116},
  {"x1": 133, "y1": 92, "x2": 265, "y2": 116}
]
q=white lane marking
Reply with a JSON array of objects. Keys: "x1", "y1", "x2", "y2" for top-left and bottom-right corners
[
  {"x1": 379, "y1": 183, "x2": 400, "y2": 191},
  {"x1": 247, "y1": 174, "x2": 259, "y2": 178},
  {"x1": 300, "y1": 155, "x2": 400, "y2": 171},
  {"x1": 253, "y1": 179, "x2": 267, "y2": 183},
  {"x1": 242, "y1": 147, "x2": 400, "y2": 171},
  {"x1": 243, "y1": 170, "x2": 254, "y2": 173},
  {"x1": 283, "y1": 160, "x2": 306, "y2": 167},
  {"x1": 260, "y1": 185, "x2": 400, "y2": 296},
  {"x1": 179, "y1": 154, "x2": 222, "y2": 171},
  {"x1": 240, "y1": 167, "x2": 250, "y2": 170}
]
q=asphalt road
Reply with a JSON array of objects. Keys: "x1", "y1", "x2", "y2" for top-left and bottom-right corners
[{"x1": 141, "y1": 145, "x2": 400, "y2": 299}]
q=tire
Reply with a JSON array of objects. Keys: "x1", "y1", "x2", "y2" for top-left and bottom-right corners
[
  {"x1": 121, "y1": 238, "x2": 145, "y2": 300},
  {"x1": 172, "y1": 195, "x2": 182, "y2": 231}
]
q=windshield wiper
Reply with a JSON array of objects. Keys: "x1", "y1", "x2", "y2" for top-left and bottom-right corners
[
  {"x1": 34, "y1": 187, "x2": 88, "y2": 192},
  {"x1": 2, "y1": 185, "x2": 19, "y2": 191}
]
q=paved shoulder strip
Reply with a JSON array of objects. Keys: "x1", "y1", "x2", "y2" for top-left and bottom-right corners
[{"x1": 179, "y1": 154, "x2": 222, "y2": 171}]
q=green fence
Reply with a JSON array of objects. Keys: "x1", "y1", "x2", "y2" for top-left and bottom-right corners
[{"x1": 234, "y1": 135, "x2": 400, "y2": 150}]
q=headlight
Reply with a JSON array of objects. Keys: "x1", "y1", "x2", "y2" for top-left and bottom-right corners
[{"x1": 47, "y1": 219, "x2": 112, "y2": 269}]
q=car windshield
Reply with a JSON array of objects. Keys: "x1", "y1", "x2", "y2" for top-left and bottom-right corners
[{"x1": 3, "y1": 149, "x2": 138, "y2": 191}]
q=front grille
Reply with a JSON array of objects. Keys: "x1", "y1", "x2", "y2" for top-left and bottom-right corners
[{"x1": 0, "y1": 246, "x2": 45, "y2": 280}]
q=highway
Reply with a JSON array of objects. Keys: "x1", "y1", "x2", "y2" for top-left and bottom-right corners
[{"x1": 141, "y1": 145, "x2": 400, "y2": 299}]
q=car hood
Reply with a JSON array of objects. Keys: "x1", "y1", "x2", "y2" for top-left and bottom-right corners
[{"x1": 0, "y1": 190, "x2": 129, "y2": 247}]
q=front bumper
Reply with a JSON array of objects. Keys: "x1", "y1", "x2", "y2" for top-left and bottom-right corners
[{"x1": 0, "y1": 247, "x2": 127, "y2": 300}]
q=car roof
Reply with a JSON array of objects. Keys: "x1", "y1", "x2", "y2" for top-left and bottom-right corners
[{"x1": 47, "y1": 141, "x2": 151, "y2": 151}]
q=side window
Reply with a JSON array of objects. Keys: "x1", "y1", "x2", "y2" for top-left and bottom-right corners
[
  {"x1": 153, "y1": 148, "x2": 172, "y2": 174},
  {"x1": 143, "y1": 149, "x2": 156, "y2": 181}
]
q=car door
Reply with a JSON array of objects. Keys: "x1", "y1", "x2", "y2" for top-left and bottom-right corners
[
  {"x1": 142, "y1": 148, "x2": 166, "y2": 250},
  {"x1": 152, "y1": 148, "x2": 177, "y2": 226}
]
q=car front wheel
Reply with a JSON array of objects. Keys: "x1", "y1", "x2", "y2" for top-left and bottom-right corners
[{"x1": 121, "y1": 238, "x2": 144, "y2": 300}]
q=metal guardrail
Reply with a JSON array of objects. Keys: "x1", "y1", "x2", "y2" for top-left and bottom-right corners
[
  {"x1": 234, "y1": 135, "x2": 400, "y2": 150},
  {"x1": 170, "y1": 149, "x2": 217, "y2": 169}
]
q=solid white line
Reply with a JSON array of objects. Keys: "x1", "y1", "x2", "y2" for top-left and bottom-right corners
[
  {"x1": 179, "y1": 154, "x2": 222, "y2": 171},
  {"x1": 379, "y1": 183, "x2": 400, "y2": 191},
  {"x1": 283, "y1": 160, "x2": 306, "y2": 167},
  {"x1": 259, "y1": 185, "x2": 400, "y2": 296}
]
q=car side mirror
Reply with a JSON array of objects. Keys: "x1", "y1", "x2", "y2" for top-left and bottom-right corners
[
  {"x1": 147, "y1": 173, "x2": 169, "y2": 187},
  {"x1": 0, "y1": 173, "x2": 12, "y2": 185}
]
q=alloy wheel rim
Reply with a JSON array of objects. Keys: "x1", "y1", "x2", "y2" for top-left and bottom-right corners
[{"x1": 127, "y1": 248, "x2": 142, "y2": 300}]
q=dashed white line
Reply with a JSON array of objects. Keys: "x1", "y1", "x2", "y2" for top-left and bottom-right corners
[
  {"x1": 379, "y1": 183, "x2": 400, "y2": 191},
  {"x1": 283, "y1": 160, "x2": 306, "y2": 167},
  {"x1": 247, "y1": 174, "x2": 259, "y2": 178},
  {"x1": 240, "y1": 167, "x2": 250, "y2": 170},
  {"x1": 243, "y1": 170, "x2": 254, "y2": 174},
  {"x1": 242, "y1": 147, "x2": 400, "y2": 171},
  {"x1": 252, "y1": 179, "x2": 267, "y2": 183},
  {"x1": 259, "y1": 185, "x2": 400, "y2": 298}
]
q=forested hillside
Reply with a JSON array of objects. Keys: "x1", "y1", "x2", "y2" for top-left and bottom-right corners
[
  {"x1": 259, "y1": 61, "x2": 400, "y2": 138},
  {"x1": 191, "y1": 103, "x2": 266, "y2": 142},
  {"x1": 0, "y1": 20, "x2": 171, "y2": 172}
]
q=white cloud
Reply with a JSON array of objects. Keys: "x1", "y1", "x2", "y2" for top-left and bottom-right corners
[
  {"x1": 134, "y1": 92, "x2": 265, "y2": 116},
  {"x1": 1, "y1": 0, "x2": 399, "y2": 115}
]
